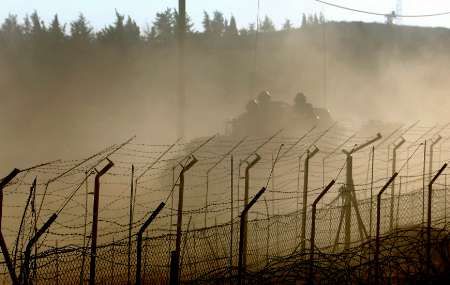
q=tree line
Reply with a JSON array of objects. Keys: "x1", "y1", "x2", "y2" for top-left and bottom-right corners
[{"x1": 0, "y1": 9, "x2": 326, "y2": 48}]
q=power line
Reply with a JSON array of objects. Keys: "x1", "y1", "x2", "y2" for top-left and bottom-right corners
[{"x1": 315, "y1": 0, "x2": 450, "y2": 18}]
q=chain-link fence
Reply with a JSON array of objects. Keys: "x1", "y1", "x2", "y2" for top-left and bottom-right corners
[{"x1": 1, "y1": 123, "x2": 450, "y2": 284}]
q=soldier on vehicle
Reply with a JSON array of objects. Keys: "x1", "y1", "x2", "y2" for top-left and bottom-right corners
[{"x1": 293, "y1": 92, "x2": 317, "y2": 125}]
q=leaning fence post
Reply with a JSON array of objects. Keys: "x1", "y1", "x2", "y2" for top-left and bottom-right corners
[
  {"x1": 427, "y1": 163, "x2": 447, "y2": 279},
  {"x1": 89, "y1": 159, "x2": 114, "y2": 285},
  {"x1": 301, "y1": 146, "x2": 319, "y2": 251},
  {"x1": 0, "y1": 168, "x2": 21, "y2": 285},
  {"x1": 375, "y1": 172, "x2": 398, "y2": 285},
  {"x1": 238, "y1": 187, "x2": 266, "y2": 285},
  {"x1": 309, "y1": 180, "x2": 335, "y2": 283},
  {"x1": 169, "y1": 156, "x2": 198, "y2": 285},
  {"x1": 136, "y1": 202, "x2": 165, "y2": 285},
  {"x1": 20, "y1": 213, "x2": 58, "y2": 285}
]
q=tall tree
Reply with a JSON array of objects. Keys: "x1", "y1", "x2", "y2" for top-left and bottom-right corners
[
  {"x1": 319, "y1": 12, "x2": 326, "y2": 24},
  {"x1": 70, "y1": 14, "x2": 93, "y2": 43},
  {"x1": 202, "y1": 11, "x2": 212, "y2": 35},
  {"x1": 173, "y1": 9, "x2": 195, "y2": 35},
  {"x1": 301, "y1": 13, "x2": 308, "y2": 27},
  {"x1": 152, "y1": 8, "x2": 174, "y2": 42},
  {"x1": 30, "y1": 11, "x2": 46, "y2": 40},
  {"x1": 97, "y1": 10, "x2": 126, "y2": 44},
  {"x1": 313, "y1": 14, "x2": 319, "y2": 25},
  {"x1": 282, "y1": 19, "x2": 293, "y2": 31},
  {"x1": 124, "y1": 16, "x2": 141, "y2": 44},
  {"x1": 48, "y1": 14, "x2": 65, "y2": 44},
  {"x1": 0, "y1": 14, "x2": 23, "y2": 45},
  {"x1": 22, "y1": 15, "x2": 32, "y2": 40},
  {"x1": 143, "y1": 24, "x2": 157, "y2": 42},
  {"x1": 260, "y1": 16, "x2": 276, "y2": 32},
  {"x1": 225, "y1": 16, "x2": 238, "y2": 37},
  {"x1": 211, "y1": 11, "x2": 226, "y2": 37}
]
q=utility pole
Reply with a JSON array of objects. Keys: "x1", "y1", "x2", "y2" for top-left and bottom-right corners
[{"x1": 177, "y1": 0, "x2": 186, "y2": 138}]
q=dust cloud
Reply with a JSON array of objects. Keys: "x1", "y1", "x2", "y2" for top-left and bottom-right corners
[{"x1": 2, "y1": 21, "x2": 450, "y2": 173}]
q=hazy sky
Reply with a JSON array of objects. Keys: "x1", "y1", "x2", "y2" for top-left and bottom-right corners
[{"x1": 2, "y1": 0, "x2": 450, "y2": 31}]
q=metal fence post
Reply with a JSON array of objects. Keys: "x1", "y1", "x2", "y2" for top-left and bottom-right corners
[
  {"x1": 422, "y1": 140, "x2": 427, "y2": 224},
  {"x1": 390, "y1": 137, "x2": 405, "y2": 232},
  {"x1": 375, "y1": 172, "x2": 398, "y2": 285},
  {"x1": 136, "y1": 202, "x2": 165, "y2": 285},
  {"x1": 242, "y1": 154, "x2": 261, "y2": 269},
  {"x1": 0, "y1": 168, "x2": 21, "y2": 285},
  {"x1": 111, "y1": 239, "x2": 115, "y2": 284},
  {"x1": 429, "y1": 135, "x2": 442, "y2": 183},
  {"x1": 128, "y1": 165, "x2": 134, "y2": 285},
  {"x1": 341, "y1": 133, "x2": 381, "y2": 249},
  {"x1": 445, "y1": 174, "x2": 447, "y2": 224},
  {"x1": 230, "y1": 155, "x2": 234, "y2": 275},
  {"x1": 89, "y1": 159, "x2": 114, "y2": 285},
  {"x1": 204, "y1": 138, "x2": 245, "y2": 228},
  {"x1": 427, "y1": 163, "x2": 447, "y2": 279},
  {"x1": 20, "y1": 213, "x2": 58, "y2": 285},
  {"x1": 301, "y1": 146, "x2": 319, "y2": 251},
  {"x1": 238, "y1": 187, "x2": 267, "y2": 285},
  {"x1": 309, "y1": 180, "x2": 335, "y2": 283},
  {"x1": 56, "y1": 240, "x2": 59, "y2": 285},
  {"x1": 170, "y1": 156, "x2": 198, "y2": 285},
  {"x1": 369, "y1": 146, "x2": 375, "y2": 238}
]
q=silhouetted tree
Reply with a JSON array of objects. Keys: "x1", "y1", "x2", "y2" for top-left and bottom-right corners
[
  {"x1": 48, "y1": 15, "x2": 65, "y2": 44},
  {"x1": 313, "y1": 14, "x2": 319, "y2": 25},
  {"x1": 211, "y1": 11, "x2": 226, "y2": 37},
  {"x1": 319, "y1": 12, "x2": 326, "y2": 24},
  {"x1": 173, "y1": 9, "x2": 195, "y2": 35},
  {"x1": 124, "y1": 16, "x2": 141, "y2": 44},
  {"x1": 143, "y1": 24, "x2": 157, "y2": 42},
  {"x1": 301, "y1": 13, "x2": 308, "y2": 27},
  {"x1": 260, "y1": 16, "x2": 275, "y2": 32},
  {"x1": 22, "y1": 15, "x2": 32, "y2": 40},
  {"x1": 282, "y1": 19, "x2": 293, "y2": 30},
  {"x1": 202, "y1": 11, "x2": 212, "y2": 35},
  {"x1": 30, "y1": 11, "x2": 46, "y2": 41},
  {"x1": 225, "y1": 16, "x2": 238, "y2": 37},
  {"x1": 152, "y1": 8, "x2": 174, "y2": 42},
  {"x1": 0, "y1": 15, "x2": 23, "y2": 46},
  {"x1": 97, "y1": 11, "x2": 125, "y2": 44},
  {"x1": 70, "y1": 14, "x2": 93, "y2": 43}
]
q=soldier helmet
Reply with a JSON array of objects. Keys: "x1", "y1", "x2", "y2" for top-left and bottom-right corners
[
  {"x1": 246, "y1": 99, "x2": 258, "y2": 112},
  {"x1": 294, "y1": 92, "x2": 306, "y2": 105},
  {"x1": 257, "y1": 90, "x2": 271, "y2": 104}
]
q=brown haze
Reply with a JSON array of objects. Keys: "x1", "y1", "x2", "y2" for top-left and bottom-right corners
[{"x1": 2, "y1": 22, "x2": 450, "y2": 173}]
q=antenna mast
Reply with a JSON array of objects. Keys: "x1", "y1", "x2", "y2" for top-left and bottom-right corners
[
  {"x1": 177, "y1": 0, "x2": 186, "y2": 138},
  {"x1": 395, "y1": 0, "x2": 403, "y2": 24}
]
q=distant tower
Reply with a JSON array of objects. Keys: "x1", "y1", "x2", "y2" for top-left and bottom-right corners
[
  {"x1": 395, "y1": 0, "x2": 403, "y2": 24},
  {"x1": 386, "y1": 0, "x2": 402, "y2": 25}
]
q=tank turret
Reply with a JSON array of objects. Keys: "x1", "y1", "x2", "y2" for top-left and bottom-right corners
[{"x1": 230, "y1": 91, "x2": 333, "y2": 137}]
